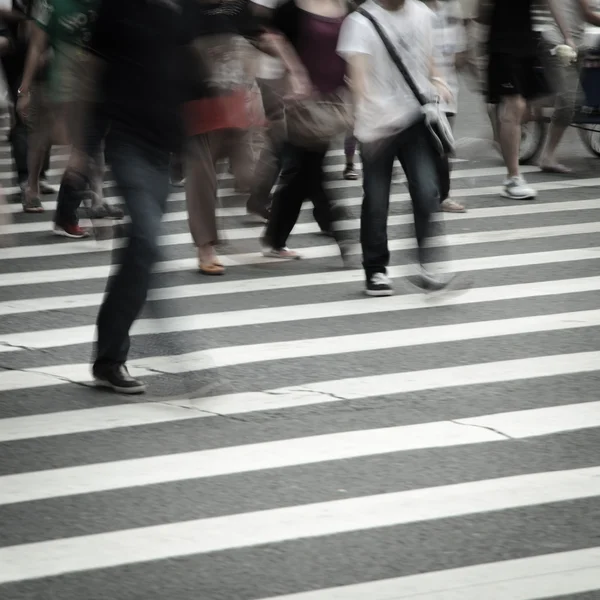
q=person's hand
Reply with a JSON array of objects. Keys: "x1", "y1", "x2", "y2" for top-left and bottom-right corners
[
  {"x1": 565, "y1": 37, "x2": 577, "y2": 51},
  {"x1": 431, "y1": 77, "x2": 453, "y2": 104},
  {"x1": 16, "y1": 93, "x2": 30, "y2": 119},
  {"x1": 286, "y1": 69, "x2": 311, "y2": 99}
]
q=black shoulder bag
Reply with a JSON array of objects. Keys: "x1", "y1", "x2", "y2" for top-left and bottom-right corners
[{"x1": 357, "y1": 7, "x2": 454, "y2": 200}]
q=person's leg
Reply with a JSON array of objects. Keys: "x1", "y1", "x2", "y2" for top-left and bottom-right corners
[
  {"x1": 4, "y1": 66, "x2": 29, "y2": 189},
  {"x1": 170, "y1": 152, "x2": 185, "y2": 187},
  {"x1": 359, "y1": 137, "x2": 396, "y2": 295},
  {"x1": 439, "y1": 113, "x2": 466, "y2": 213},
  {"x1": 396, "y1": 122, "x2": 452, "y2": 289},
  {"x1": 396, "y1": 123, "x2": 441, "y2": 265},
  {"x1": 54, "y1": 101, "x2": 114, "y2": 235},
  {"x1": 228, "y1": 128, "x2": 254, "y2": 194},
  {"x1": 539, "y1": 55, "x2": 578, "y2": 173},
  {"x1": 22, "y1": 84, "x2": 52, "y2": 212},
  {"x1": 262, "y1": 144, "x2": 310, "y2": 256},
  {"x1": 498, "y1": 94, "x2": 527, "y2": 178},
  {"x1": 343, "y1": 134, "x2": 359, "y2": 180},
  {"x1": 185, "y1": 131, "x2": 225, "y2": 274},
  {"x1": 489, "y1": 53, "x2": 538, "y2": 199},
  {"x1": 247, "y1": 77, "x2": 285, "y2": 219},
  {"x1": 93, "y1": 133, "x2": 170, "y2": 393},
  {"x1": 307, "y1": 145, "x2": 352, "y2": 248}
]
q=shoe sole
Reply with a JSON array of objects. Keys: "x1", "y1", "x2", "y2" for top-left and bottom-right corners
[
  {"x1": 261, "y1": 252, "x2": 301, "y2": 260},
  {"x1": 365, "y1": 288, "x2": 394, "y2": 297},
  {"x1": 500, "y1": 191, "x2": 537, "y2": 200},
  {"x1": 94, "y1": 378, "x2": 146, "y2": 395},
  {"x1": 53, "y1": 228, "x2": 90, "y2": 239}
]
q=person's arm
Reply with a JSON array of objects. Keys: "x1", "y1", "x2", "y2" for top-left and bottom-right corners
[
  {"x1": 256, "y1": 31, "x2": 309, "y2": 95},
  {"x1": 425, "y1": 9, "x2": 453, "y2": 103},
  {"x1": 15, "y1": 23, "x2": 47, "y2": 115},
  {"x1": 252, "y1": 0, "x2": 310, "y2": 96},
  {"x1": 0, "y1": 8, "x2": 27, "y2": 21},
  {"x1": 578, "y1": 0, "x2": 600, "y2": 27},
  {"x1": 547, "y1": 0, "x2": 576, "y2": 48}
]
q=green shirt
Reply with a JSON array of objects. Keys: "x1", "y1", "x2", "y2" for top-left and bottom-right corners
[{"x1": 31, "y1": 0, "x2": 100, "y2": 100}]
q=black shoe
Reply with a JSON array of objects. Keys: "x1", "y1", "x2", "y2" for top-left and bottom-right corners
[
  {"x1": 93, "y1": 363, "x2": 146, "y2": 395},
  {"x1": 365, "y1": 272, "x2": 393, "y2": 297}
]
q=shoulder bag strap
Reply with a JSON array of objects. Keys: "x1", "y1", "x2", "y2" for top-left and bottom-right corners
[{"x1": 356, "y1": 7, "x2": 428, "y2": 106}]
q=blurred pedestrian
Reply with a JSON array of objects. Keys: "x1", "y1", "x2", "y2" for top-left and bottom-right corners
[
  {"x1": 89, "y1": 0, "x2": 184, "y2": 394},
  {"x1": 480, "y1": 0, "x2": 574, "y2": 200},
  {"x1": 261, "y1": 0, "x2": 355, "y2": 261},
  {"x1": 538, "y1": 0, "x2": 600, "y2": 173}
]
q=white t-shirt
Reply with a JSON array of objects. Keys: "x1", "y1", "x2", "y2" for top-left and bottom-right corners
[
  {"x1": 337, "y1": 0, "x2": 436, "y2": 143},
  {"x1": 251, "y1": 0, "x2": 286, "y2": 80}
]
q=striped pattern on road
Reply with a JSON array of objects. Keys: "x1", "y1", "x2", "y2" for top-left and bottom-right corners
[{"x1": 0, "y1": 145, "x2": 599, "y2": 599}]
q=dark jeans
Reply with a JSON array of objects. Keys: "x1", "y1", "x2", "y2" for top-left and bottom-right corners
[
  {"x1": 94, "y1": 131, "x2": 170, "y2": 366},
  {"x1": 54, "y1": 105, "x2": 108, "y2": 227},
  {"x1": 360, "y1": 121, "x2": 442, "y2": 278},
  {"x1": 264, "y1": 144, "x2": 347, "y2": 249},
  {"x1": 1, "y1": 52, "x2": 50, "y2": 184}
]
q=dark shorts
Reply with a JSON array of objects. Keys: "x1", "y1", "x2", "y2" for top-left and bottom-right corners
[{"x1": 487, "y1": 52, "x2": 550, "y2": 104}]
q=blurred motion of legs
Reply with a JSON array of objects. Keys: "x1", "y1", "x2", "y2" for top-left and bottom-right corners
[{"x1": 92, "y1": 132, "x2": 171, "y2": 395}]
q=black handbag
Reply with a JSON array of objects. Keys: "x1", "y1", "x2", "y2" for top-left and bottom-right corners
[{"x1": 356, "y1": 7, "x2": 453, "y2": 200}]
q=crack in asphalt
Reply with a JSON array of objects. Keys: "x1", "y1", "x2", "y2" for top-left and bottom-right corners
[
  {"x1": 451, "y1": 419, "x2": 513, "y2": 440},
  {"x1": 0, "y1": 361, "x2": 94, "y2": 388},
  {"x1": 0, "y1": 341, "x2": 51, "y2": 354},
  {"x1": 264, "y1": 387, "x2": 352, "y2": 403}
]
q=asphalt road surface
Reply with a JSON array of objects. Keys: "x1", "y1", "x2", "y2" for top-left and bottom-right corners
[{"x1": 0, "y1": 87, "x2": 599, "y2": 599}]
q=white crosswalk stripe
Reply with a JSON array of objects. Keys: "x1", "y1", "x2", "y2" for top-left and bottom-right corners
[{"x1": 0, "y1": 142, "x2": 599, "y2": 600}]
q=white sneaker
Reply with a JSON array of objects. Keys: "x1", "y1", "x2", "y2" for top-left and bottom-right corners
[{"x1": 501, "y1": 176, "x2": 537, "y2": 200}]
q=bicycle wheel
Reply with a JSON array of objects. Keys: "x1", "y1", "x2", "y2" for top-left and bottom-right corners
[
  {"x1": 578, "y1": 125, "x2": 600, "y2": 157},
  {"x1": 519, "y1": 120, "x2": 547, "y2": 164}
]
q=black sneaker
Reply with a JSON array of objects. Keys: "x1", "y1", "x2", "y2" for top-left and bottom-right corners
[
  {"x1": 93, "y1": 363, "x2": 146, "y2": 395},
  {"x1": 366, "y1": 273, "x2": 393, "y2": 297}
]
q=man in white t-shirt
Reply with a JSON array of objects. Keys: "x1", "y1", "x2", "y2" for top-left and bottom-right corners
[{"x1": 337, "y1": 0, "x2": 453, "y2": 296}]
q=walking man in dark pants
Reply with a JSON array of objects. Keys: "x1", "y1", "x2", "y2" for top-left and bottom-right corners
[{"x1": 87, "y1": 0, "x2": 184, "y2": 394}]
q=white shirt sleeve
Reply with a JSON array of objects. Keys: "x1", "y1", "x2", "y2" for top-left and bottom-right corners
[
  {"x1": 337, "y1": 14, "x2": 375, "y2": 58},
  {"x1": 250, "y1": 0, "x2": 279, "y2": 8}
]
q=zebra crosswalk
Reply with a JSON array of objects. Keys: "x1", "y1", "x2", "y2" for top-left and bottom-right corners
[{"x1": 0, "y1": 139, "x2": 599, "y2": 598}]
